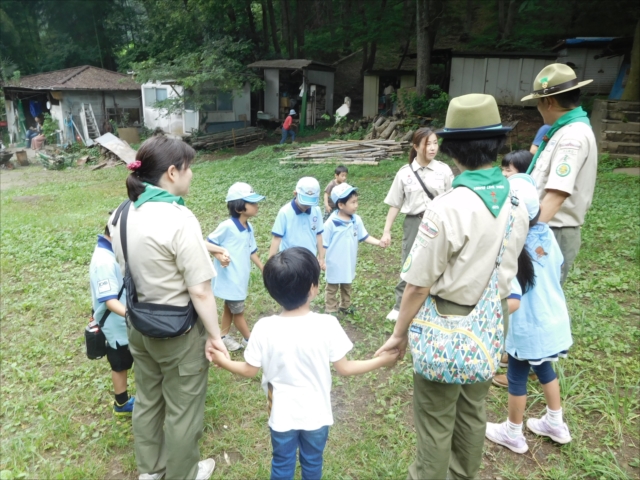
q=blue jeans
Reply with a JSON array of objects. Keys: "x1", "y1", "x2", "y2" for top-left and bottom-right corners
[
  {"x1": 280, "y1": 128, "x2": 295, "y2": 144},
  {"x1": 270, "y1": 426, "x2": 329, "y2": 480}
]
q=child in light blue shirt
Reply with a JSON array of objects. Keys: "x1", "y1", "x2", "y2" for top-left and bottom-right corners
[
  {"x1": 269, "y1": 177, "x2": 325, "y2": 269},
  {"x1": 322, "y1": 183, "x2": 385, "y2": 314},
  {"x1": 89, "y1": 226, "x2": 134, "y2": 416},
  {"x1": 207, "y1": 182, "x2": 265, "y2": 352}
]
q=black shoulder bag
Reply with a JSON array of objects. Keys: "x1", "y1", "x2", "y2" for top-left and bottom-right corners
[
  {"x1": 85, "y1": 284, "x2": 124, "y2": 360},
  {"x1": 411, "y1": 167, "x2": 436, "y2": 201},
  {"x1": 112, "y1": 200, "x2": 198, "y2": 339}
]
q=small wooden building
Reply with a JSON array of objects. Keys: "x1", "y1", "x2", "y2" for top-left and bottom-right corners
[
  {"x1": 247, "y1": 59, "x2": 335, "y2": 128},
  {"x1": 2, "y1": 65, "x2": 141, "y2": 146}
]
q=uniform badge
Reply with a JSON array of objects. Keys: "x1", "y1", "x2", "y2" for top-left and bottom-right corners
[
  {"x1": 540, "y1": 76, "x2": 549, "y2": 89},
  {"x1": 419, "y1": 218, "x2": 439, "y2": 238},
  {"x1": 313, "y1": 216, "x2": 318, "y2": 222},
  {"x1": 556, "y1": 163, "x2": 571, "y2": 177},
  {"x1": 402, "y1": 254, "x2": 412, "y2": 273},
  {"x1": 406, "y1": 176, "x2": 413, "y2": 184},
  {"x1": 98, "y1": 279, "x2": 111, "y2": 293}
]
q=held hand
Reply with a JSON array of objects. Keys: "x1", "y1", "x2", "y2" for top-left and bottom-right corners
[
  {"x1": 208, "y1": 348, "x2": 227, "y2": 367},
  {"x1": 325, "y1": 205, "x2": 331, "y2": 213},
  {"x1": 319, "y1": 258, "x2": 326, "y2": 271},
  {"x1": 214, "y1": 251, "x2": 231, "y2": 267},
  {"x1": 380, "y1": 232, "x2": 391, "y2": 248},
  {"x1": 205, "y1": 336, "x2": 230, "y2": 362},
  {"x1": 375, "y1": 333, "x2": 408, "y2": 359},
  {"x1": 378, "y1": 240, "x2": 388, "y2": 249},
  {"x1": 378, "y1": 348, "x2": 400, "y2": 367}
]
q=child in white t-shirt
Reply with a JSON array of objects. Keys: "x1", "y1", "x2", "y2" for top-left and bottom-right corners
[{"x1": 209, "y1": 247, "x2": 399, "y2": 480}]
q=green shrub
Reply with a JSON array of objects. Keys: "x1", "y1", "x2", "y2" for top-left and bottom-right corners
[{"x1": 395, "y1": 85, "x2": 449, "y2": 126}]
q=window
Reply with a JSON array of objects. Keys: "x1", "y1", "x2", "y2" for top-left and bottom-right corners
[
  {"x1": 199, "y1": 90, "x2": 233, "y2": 112},
  {"x1": 144, "y1": 87, "x2": 169, "y2": 107}
]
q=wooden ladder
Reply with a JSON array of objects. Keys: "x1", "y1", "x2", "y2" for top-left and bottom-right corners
[{"x1": 80, "y1": 103, "x2": 100, "y2": 144}]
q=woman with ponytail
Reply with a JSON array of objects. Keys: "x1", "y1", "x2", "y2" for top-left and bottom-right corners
[
  {"x1": 380, "y1": 128, "x2": 454, "y2": 321},
  {"x1": 110, "y1": 135, "x2": 228, "y2": 480}
]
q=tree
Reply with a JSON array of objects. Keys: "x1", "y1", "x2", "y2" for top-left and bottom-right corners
[
  {"x1": 621, "y1": 19, "x2": 640, "y2": 101},
  {"x1": 497, "y1": 0, "x2": 520, "y2": 42},
  {"x1": 416, "y1": 0, "x2": 444, "y2": 96},
  {"x1": 266, "y1": 0, "x2": 281, "y2": 54}
]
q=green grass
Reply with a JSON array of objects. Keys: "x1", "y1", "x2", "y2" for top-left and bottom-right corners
[{"x1": 1, "y1": 146, "x2": 638, "y2": 479}]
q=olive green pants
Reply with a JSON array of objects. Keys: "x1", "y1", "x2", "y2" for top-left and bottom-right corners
[
  {"x1": 393, "y1": 215, "x2": 423, "y2": 311},
  {"x1": 551, "y1": 226, "x2": 581, "y2": 285},
  {"x1": 128, "y1": 319, "x2": 210, "y2": 480},
  {"x1": 408, "y1": 298, "x2": 509, "y2": 480}
]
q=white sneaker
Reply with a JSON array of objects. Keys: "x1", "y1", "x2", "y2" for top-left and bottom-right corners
[
  {"x1": 195, "y1": 458, "x2": 216, "y2": 480},
  {"x1": 139, "y1": 473, "x2": 164, "y2": 480},
  {"x1": 527, "y1": 414, "x2": 572, "y2": 444},
  {"x1": 241, "y1": 338, "x2": 248, "y2": 348},
  {"x1": 222, "y1": 335, "x2": 242, "y2": 352},
  {"x1": 386, "y1": 309, "x2": 399, "y2": 322},
  {"x1": 485, "y1": 421, "x2": 529, "y2": 454}
]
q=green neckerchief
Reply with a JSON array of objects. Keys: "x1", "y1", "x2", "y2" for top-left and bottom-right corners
[
  {"x1": 526, "y1": 106, "x2": 591, "y2": 174},
  {"x1": 134, "y1": 182, "x2": 185, "y2": 208},
  {"x1": 452, "y1": 167, "x2": 510, "y2": 218}
]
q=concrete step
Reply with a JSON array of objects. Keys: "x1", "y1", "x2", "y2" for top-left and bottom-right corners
[
  {"x1": 604, "y1": 100, "x2": 640, "y2": 112},
  {"x1": 607, "y1": 111, "x2": 640, "y2": 122},
  {"x1": 603, "y1": 130, "x2": 640, "y2": 142},
  {"x1": 600, "y1": 141, "x2": 640, "y2": 155},
  {"x1": 601, "y1": 119, "x2": 640, "y2": 132}
]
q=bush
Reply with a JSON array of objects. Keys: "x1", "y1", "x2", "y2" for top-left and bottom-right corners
[
  {"x1": 395, "y1": 85, "x2": 449, "y2": 126},
  {"x1": 41, "y1": 113, "x2": 58, "y2": 143}
]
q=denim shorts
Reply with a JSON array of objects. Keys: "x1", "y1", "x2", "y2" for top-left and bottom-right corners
[{"x1": 225, "y1": 299, "x2": 245, "y2": 314}]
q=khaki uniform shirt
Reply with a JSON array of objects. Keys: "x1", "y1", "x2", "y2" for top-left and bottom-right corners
[
  {"x1": 109, "y1": 202, "x2": 215, "y2": 307},
  {"x1": 384, "y1": 159, "x2": 454, "y2": 216},
  {"x1": 530, "y1": 122, "x2": 597, "y2": 227},
  {"x1": 401, "y1": 188, "x2": 529, "y2": 304}
]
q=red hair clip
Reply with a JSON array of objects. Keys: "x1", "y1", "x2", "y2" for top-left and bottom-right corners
[{"x1": 127, "y1": 160, "x2": 142, "y2": 171}]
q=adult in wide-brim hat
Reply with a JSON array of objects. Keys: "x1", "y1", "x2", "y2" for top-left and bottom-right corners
[
  {"x1": 376, "y1": 93, "x2": 530, "y2": 480},
  {"x1": 520, "y1": 62, "x2": 598, "y2": 287}
]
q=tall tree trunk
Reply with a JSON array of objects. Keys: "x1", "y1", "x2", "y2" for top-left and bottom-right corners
[
  {"x1": 463, "y1": 0, "x2": 474, "y2": 38},
  {"x1": 497, "y1": 0, "x2": 505, "y2": 34},
  {"x1": 261, "y1": 0, "x2": 270, "y2": 53},
  {"x1": 267, "y1": 0, "x2": 281, "y2": 54},
  {"x1": 501, "y1": 0, "x2": 519, "y2": 41},
  {"x1": 416, "y1": 0, "x2": 431, "y2": 95},
  {"x1": 621, "y1": 20, "x2": 640, "y2": 101},
  {"x1": 326, "y1": 0, "x2": 333, "y2": 30},
  {"x1": 296, "y1": 0, "x2": 304, "y2": 57},
  {"x1": 397, "y1": 13, "x2": 416, "y2": 70},
  {"x1": 365, "y1": 0, "x2": 387, "y2": 72},
  {"x1": 342, "y1": 0, "x2": 352, "y2": 52},
  {"x1": 281, "y1": 0, "x2": 294, "y2": 58},
  {"x1": 245, "y1": 0, "x2": 260, "y2": 49},
  {"x1": 359, "y1": 0, "x2": 369, "y2": 75}
]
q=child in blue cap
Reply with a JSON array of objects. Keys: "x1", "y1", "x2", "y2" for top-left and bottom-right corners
[
  {"x1": 206, "y1": 182, "x2": 265, "y2": 351},
  {"x1": 322, "y1": 183, "x2": 386, "y2": 314}
]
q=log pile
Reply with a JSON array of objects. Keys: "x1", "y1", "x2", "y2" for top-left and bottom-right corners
[
  {"x1": 280, "y1": 139, "x2": 410, "y2": 165},
  {"x1": 185, "y1": 127, "x2": 266, "y2": 150}
]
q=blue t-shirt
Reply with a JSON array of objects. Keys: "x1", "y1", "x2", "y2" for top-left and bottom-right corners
[
  {"x1": 322, "y1": 212, "x2": 369, "y2": 284},
  {"x1": 532, "y1": 125, "x2": 551, "y2": 146},
  {"x1": 506, "y1": 223, "x2": 573, "y2": 360},
  {"x1": 89, "y1": 235, "x2": 127, "y2": 348},
  {"x1": 272, "y1": 199, "x2": 324, "y2": 255},
  {"x1": 208, "y1": 218, "x2": 258, "y2": 301}
]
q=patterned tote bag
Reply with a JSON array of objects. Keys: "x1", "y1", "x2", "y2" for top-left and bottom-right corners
[{"x1": 408, "y1": 196, "x2": 518, "y2": 384}]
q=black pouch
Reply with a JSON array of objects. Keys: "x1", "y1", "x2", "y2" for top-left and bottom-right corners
[
  {"x1": 113, "y1": 200, "x2": 197, "y2": 339},
  {"x1": 85, "y1": 318, "x2": 107, "y2": 359}
]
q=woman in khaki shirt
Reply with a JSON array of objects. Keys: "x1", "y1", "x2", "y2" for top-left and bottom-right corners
[
  {"x1": 380, "y1": 128, "x2": 454, "y2": 321},
  {"x1": 110, "y1": 136, "x2": 229, "y2": 480}
]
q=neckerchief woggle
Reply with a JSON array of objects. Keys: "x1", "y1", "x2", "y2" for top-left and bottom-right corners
[
  {"x1": 452, "y1": 167, "x2": 510, "y2": 217},
  {"x1": 526, "y1": 106, "x2": 590, "y2": 174},
  {"x1": 134, "y1": 182, "x2": 185, "y2": 208}
]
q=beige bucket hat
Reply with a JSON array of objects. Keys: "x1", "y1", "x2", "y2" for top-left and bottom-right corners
[
  {"x1": 436, "y1": 93, "x2": 513, "y2": 139},
  {"x1": 521, "y1": 63, "x2": 593, "y2": 102}
]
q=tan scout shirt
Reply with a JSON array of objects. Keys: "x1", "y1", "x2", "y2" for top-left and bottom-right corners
[
  {"x1": 530, "y1": 122, "x2": 597, "y2": 227},
  {"x1": 384, "y1": 159, "x2": 454, "y2": 215},
  {"x1": 110, "y1": 202, "x2": 216, "y2": 307},
  {"x1": 401, "y1": 187, "x2": 529, "y2": 305}
]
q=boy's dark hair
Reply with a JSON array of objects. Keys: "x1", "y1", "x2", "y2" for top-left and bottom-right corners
[
  {"x1": 336, "y1": 190, "x2": 358, "y2": 208},
  {"x1": 125, "y1": 135, "x2": 196, "y2": 202},
  {"x1": 551, "y1": 88, "x2": 581, "y2": 109},
  {"x1": 335, "y1": 165, "x2": 348, "y2": 175},
  {"x1": 440, "y1": 136, "x2": 507, "y2": 169},
  {"x1": 263, "y1": 247, "x2": 320, "y2": 311},
  {"x1": 501, "y1": 150, "x2": 533, "y2": 173},
  {"x1": 227, "y1": 199, "x2": 247, "y2": 218}
]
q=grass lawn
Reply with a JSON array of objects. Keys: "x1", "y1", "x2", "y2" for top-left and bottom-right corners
[{"x1": 1, "y1": 145, "x2": 638, "y2": 479}]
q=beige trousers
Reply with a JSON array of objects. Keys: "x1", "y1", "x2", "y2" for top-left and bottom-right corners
[{"x1": 325, "y1": 283, "x2": 352, "y2": 312}]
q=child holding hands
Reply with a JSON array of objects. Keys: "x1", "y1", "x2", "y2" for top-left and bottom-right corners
[{"x1": 210, "y1": 247, "x2": 398, "y2": 480}]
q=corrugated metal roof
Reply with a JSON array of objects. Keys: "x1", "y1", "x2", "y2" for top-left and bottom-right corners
[
  {"x1": 247, "y1": 59, "x2": 335, "y2": 71},
  {"x1": 552, "y1": 37, "x2": 619, "y2": 51},
  {"x1": 4, "y1": 65, "x2": 139, "y2": 91}
]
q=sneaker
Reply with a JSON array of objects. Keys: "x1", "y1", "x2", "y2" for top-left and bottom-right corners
[
  {"x1": 492, "y1": 374, "x2": 508, "y2": 388},
  {"x1": 241, "y1": 338, "x2": 248, "y2": 348},
  {"x1": 386, "y1": 309, "x2": 399, "y2": 322},
  {"x1": 222, "y1": 335, "x2": 243, "y2": 352},
  {"x1": 139, "y1": 473, "x2": 164, "y2": 480},
  {"x1": 339, "y1": 306, "x2": 356, "y2": 315},
  {"x1": 499, "y1": 353, "x2": 509, "y2": 368},
  {"x1": 195, "y1": 459, "x2": 216, "y2": 480},
  {"x1": 485, "y1": 421, "x2": 529, "y2": 454},
  {"x1": 526, "y1": 414, "x2": 572, "y2": 444},
  {"x1": 114, "y1": 396, "x2": 135, "y2": 416}
]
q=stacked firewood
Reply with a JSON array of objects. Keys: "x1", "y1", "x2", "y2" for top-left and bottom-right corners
[
  {"x1": 280, "y1": 139, "x2": 410, "y2": 165},
  {"x1": 185, "y1": 127, "x2": 266, "y2": 150}
]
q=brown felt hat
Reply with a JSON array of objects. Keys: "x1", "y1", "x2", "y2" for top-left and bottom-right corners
[
  {"x1": 436, "y1": 94, "x2": 512, "y2": 139},
  {"x1": 521, "y1": 63, "x2": 593, "y2": 102}
]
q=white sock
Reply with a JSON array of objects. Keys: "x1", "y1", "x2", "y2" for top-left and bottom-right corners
[
  {"x1": 546, "y1": 406, "x2": 563, "y2": 426},
  {"x1": 506, "y1": 419, "x2": 523, "y2": 439}
]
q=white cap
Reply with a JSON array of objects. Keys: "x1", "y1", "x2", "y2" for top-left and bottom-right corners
[
  {"x1": 508, "y1": 174, "x2": 540, "y2": 221},
  {"x1": 289, "y1": 109, "x2": 296, "y2": 115},
  {"x1": 295, "y1": 177, "x2": 320, "y2": 206},
  {"x1": 331, "y1": 182, "x2": 358, "y2": 205},
  {"x1": 225, "y1": 182, "x2": 265, "y2": 202}
]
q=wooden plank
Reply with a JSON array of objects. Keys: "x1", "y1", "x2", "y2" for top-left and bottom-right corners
[{"x1": 280, "y1": 160, "x2": 379, "y2": 165}]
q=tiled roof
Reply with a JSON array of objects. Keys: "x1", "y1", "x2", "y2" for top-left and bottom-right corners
[{"x1": 4, "y1": 65, "x2": 139, "y2": 91}]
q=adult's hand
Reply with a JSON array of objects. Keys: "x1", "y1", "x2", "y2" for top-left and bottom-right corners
[
  {"x1": 206, "y1": 336, "x2": 229, "y2": 362},
  {"x1": 375, "y1": 334, "x2": 408, "y2": 359},
  {"x1": 380, "y1": 232, "x2": 391, "y2": 248}
]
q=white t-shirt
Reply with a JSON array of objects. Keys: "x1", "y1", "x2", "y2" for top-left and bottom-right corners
[{"x1": 244, "y1": 312, "x2": 353, "y2": 432}]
